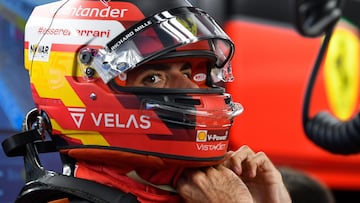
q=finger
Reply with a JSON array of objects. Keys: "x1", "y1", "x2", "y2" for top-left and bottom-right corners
[
  {"x1": 224, "y1": 150, "x2": 235, "y2": 160},
  {"x1": 222, "y1": 151, "x2": 234, "y2": 168},
  {"x1": 180, "y1": 168, "x2": 213, "y2": 192},
  {"x1": 241, "y1": 151, "x2": 282, "y2": 183},
  {"x1": 224, "y1": 145, "x2": 256, "y2": 176},
  {"x1": 177, "y1": 170, "x2": 206, "y2": 202}
]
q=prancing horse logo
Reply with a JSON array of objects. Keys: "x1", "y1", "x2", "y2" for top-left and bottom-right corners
[{"x1": 177, "y1": 16, "x2": 198, "y2": 36}]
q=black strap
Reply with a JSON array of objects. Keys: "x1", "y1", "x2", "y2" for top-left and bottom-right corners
[
  {"x1": 2, "y1": 128, "x2": 139, "y2": 202},
  {"x1": 2, "y1": 129, "x2": 57, "y2": 157},
  {"x1": 15, "y1": 173, "x2": 140, "y2": 203}
]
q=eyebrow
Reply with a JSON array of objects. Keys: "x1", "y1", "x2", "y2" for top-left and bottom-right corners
[{"x1": 180, "y1": 63, "x2": 192, "y2": 71}]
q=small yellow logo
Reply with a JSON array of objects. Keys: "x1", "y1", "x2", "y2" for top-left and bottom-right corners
[
  {"x1": 177, "y1": 16, "x2": 198, "y2": 36},
  {"x1": 196, "y1": 130, "x2": 207, "y2": 142},
  {"x1": 324, "y1": 22, "x2": 359, "y2": 120}
]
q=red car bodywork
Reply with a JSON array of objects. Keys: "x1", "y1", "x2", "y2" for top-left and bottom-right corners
[{"x1": 225, "y1": 19, "x2": 360, "y2": 190}]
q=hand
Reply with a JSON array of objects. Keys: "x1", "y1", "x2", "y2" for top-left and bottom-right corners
[
  {"x1": 176, "y1": 145, "x2": 291, "y2": 203},
  {"x1": 177, "y1": 165, "x2": 253, "y2": 203},
  {"x1": 222, "y1": 145, "x2": 291, "y2": 203}
]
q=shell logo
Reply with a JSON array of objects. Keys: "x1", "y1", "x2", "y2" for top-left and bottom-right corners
[
  {"x1": 324, "y1": 22, "x2": 359, "y2": 121},
  {"x1": 196, "y1": 130, "x2": 207, "y2": 142}
]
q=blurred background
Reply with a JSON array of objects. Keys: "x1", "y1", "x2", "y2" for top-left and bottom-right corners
[{"x1": 1, "y1": 0, "x2": 360, "y2": 202}]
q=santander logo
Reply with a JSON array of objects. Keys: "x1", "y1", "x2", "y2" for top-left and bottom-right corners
[
  {"x1": 41, "y1": 1, "x2": 144, "y2": 20},
  {"x1": 55, "y1": 5, "x2": 129, "y2": 18}
]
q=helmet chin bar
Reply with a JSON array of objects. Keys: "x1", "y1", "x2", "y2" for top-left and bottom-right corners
[
  {"x1": 109, "y1": 82, "x2": 243, "y2": 128},
  {"x1": 140, "y1": 94, "x2": 243, "y2": 128}
]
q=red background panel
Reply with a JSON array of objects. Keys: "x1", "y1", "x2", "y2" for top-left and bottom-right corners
[{"x1": 225, "y1": 19, "x2": 360, "y2": 190}]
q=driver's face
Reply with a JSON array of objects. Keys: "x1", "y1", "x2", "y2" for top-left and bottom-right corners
[{"x1": 126, "y1": 62, "x2": 200, "y2": 88}]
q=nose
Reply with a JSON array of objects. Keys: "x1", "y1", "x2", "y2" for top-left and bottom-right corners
[{"x1": 168, "y1": 73, "x2": 199, "y2": 89}]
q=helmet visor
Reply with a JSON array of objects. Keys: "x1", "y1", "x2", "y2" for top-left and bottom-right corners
[{"x1": 90, "y1": 7, "x2": 234, "y2": 83}]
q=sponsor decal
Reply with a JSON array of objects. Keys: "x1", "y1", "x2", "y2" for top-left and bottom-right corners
[
  {"x1": 37, "y1": 26, "x2": 71, "y2": 36},
  {"x1": 77, "y1": 29, "x2": 111, "y2": 38},
  {"x1": 32, "y1": 1, "x2": 144, "y2": 21},
  {"x1": 107, "y1": 19, "x2": 153, "y2": 52},
  {"x1": 68, "y1": 108, "x2": 151, "y2": 129},
  {"x1": 90, "y1": 112, "x2": 151, "y2": 129},
  {"x1": 37, "y1": 26, "x2": 111, "y2": 38},
  {"x1": 53, "y1": 4, "x2": 129, "y2": 19},
  {"x1": 68, "y1": 108, "x2": 86, "y2": 128},
  {"x1": 196, "y1": 130, "x2": 207, "y2": 142},
  {"x1": 196, "y1": 130, "x2": 228, "y2": 142},
  {"x1": 195, "y1": 130, "x2": 228, "y2": 151},
  {"x1": 193, "y1": 73, "x2": 206, "y2": 82},
  {"x1": 29, "y1": 43, "x2": 51, "y2": 62},
  {"x1": 25, "y1": 18, "x2": 123, "y2": 54},
  {"x1": 196, "y1": 143, "x2": 226, "y2": 151}
]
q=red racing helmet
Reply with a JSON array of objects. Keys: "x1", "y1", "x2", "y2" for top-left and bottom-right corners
[{"x1": 24, "y1": 0, "x2": 243, "y2": 167}]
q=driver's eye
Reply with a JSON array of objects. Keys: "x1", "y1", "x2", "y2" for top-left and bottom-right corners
[
  {"x1": 143, "y1": 74, "x2": 161, "y2": 84},
  {"x1": 140, "y1": 72, "x2": 166, "y2": 87},
  {"x1": 182, "y1": 64, "x2": 192, "y2": 78}
]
